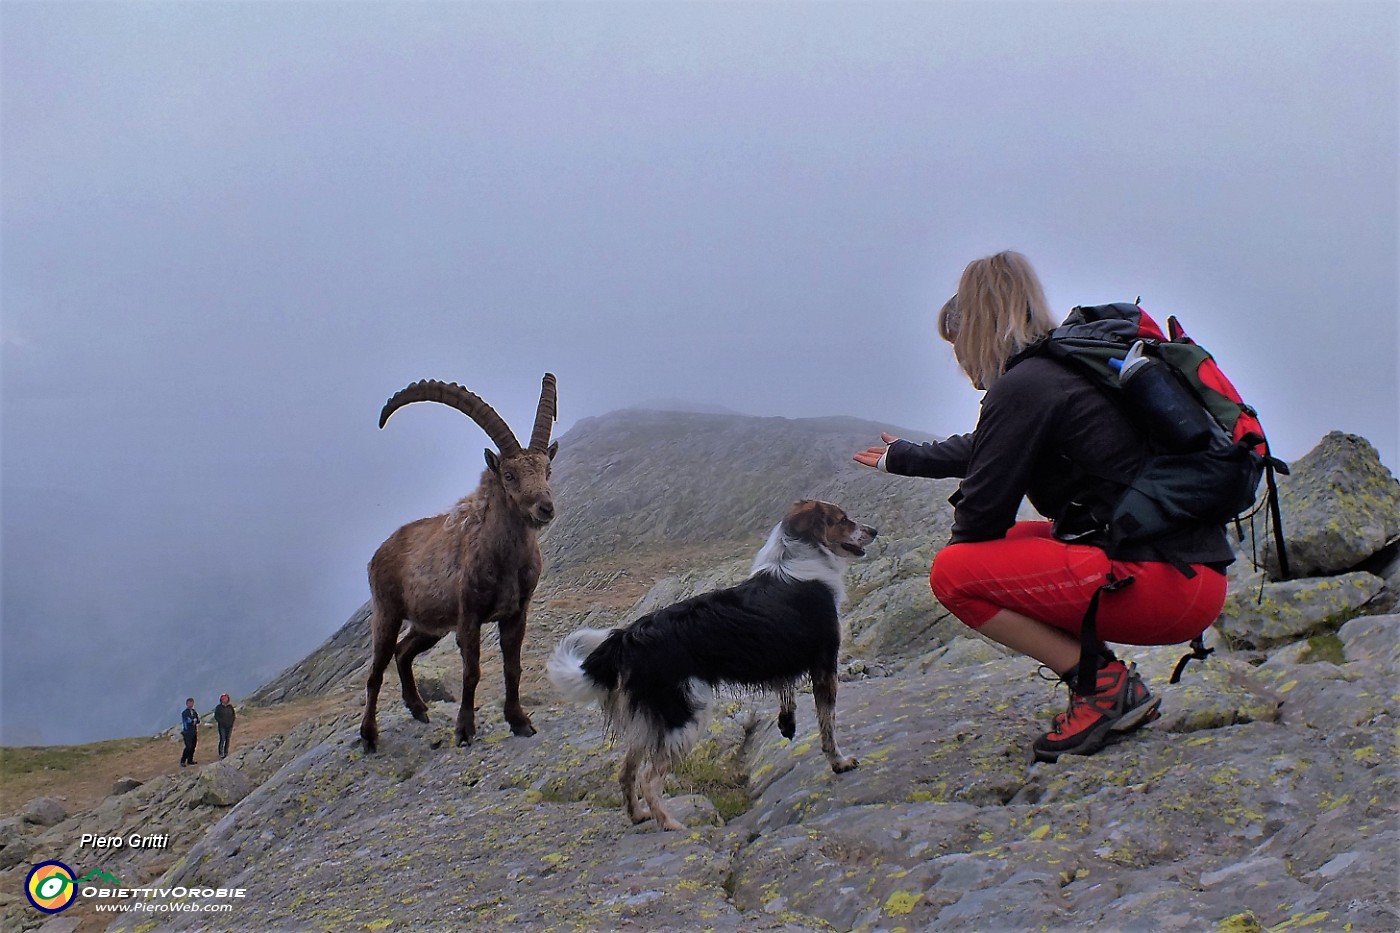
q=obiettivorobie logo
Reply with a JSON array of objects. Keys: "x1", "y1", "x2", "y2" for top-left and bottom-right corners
[
  {"x1": 25, "y1": 861, "x2": 121, "y2": 914},
  {"x1": 24, "y1": 859, "x2": 247, "y2": 917}
]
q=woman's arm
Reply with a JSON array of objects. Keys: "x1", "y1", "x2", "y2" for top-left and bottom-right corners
[
  {"x1": 883, "y1": 432, "x2": 975, "y2": 478},
  {"x1": 854, "y1": 431, "x2": 974, "y2": 477}
]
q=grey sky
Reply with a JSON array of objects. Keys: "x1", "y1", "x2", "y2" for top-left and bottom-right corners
[{"x1": 3, "y1": 1, "x2": 1396, "y2": 744}]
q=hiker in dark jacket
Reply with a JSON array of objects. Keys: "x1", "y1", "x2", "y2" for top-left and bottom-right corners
[
  {"x1": 179, "y1": 698, "x2": 200, "y2": 767},
  {"x1": 213, "y1": 694, "x2": 236, "y2": 759},
  {"x1": 854, "y1": 250, "x2": 1230, "y2": 762}
]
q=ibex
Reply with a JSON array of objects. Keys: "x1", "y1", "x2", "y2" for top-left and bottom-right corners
[{"x1": 360, "y1": 374, "x2": 558, "y2": 752}]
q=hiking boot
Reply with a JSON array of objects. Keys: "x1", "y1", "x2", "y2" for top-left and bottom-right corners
[
  {"x1": 1113, "y1": 665, "x2": 1160, "y2": 736},
  {"x1": 1032, "y1": 660, "x2": 1161, "y2": 763}
]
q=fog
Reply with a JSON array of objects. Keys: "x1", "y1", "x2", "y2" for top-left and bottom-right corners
[{"x1": 3, "y1": 1, "x2": 1395, "y2": 744}]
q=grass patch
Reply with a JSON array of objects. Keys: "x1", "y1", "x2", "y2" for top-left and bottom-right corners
[
  {"x1": 533, "y1": 738, "x2": 753, "y2": 820},
  {"x1": 0, "y1": 737, "x2": 153, "y2": 778},
  {"x1": 1, "y1": 694, "x2": 352, "y2": 815},
  {"x1": 672, "y1": 739, "x2": 752, "y2": 821},
  {"x1": 1300, "y1": 633, "x2": 1346, "y2": 665},
  {"x1": 538, "y1": 777, "x2": 598, "y2": 804}
]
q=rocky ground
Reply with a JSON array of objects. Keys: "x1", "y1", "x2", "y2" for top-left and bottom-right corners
[{"x1": 5, "y1": 610, "x2": 1392, "y2": 933}]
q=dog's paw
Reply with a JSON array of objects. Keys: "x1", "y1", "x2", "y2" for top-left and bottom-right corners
[{"x1": 777, "y1": 711, "x2": 796, "y2": 739}]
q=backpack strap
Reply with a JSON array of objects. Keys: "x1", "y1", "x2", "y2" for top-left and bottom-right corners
[
  {"x1": 1264, "y1": 456, "x2": 1292, "y2": 579},
  {"x1": 1076, "y1": 572, "x2": 1136, "y2": 695},
  {"x1": 1170, "y1": 634, "x2": 1214, "y2": 684}
]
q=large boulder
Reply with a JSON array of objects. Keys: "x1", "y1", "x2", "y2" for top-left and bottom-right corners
[
  {"x1": 1337, "y1": 612, "x2": 1400, "y2": 668},
  {"x1": 412, "y1": 673, "x2": 457, "y2": 704},
  {"x1": 111, "y1": 777, "x2": 143, "y2": 796},
  {"x1": 1216, "y1": 571, "x2": 1387, "y2": 648},
  {"x1": 192, "y1": 762, "x2": 253, "y2": 807},
  {"x1": 1265, "y1": 432, "x2": 1400, "y2": 579},
  {"x1": 0, "y1": 818, "x2": 29, "y2": 869},
  {"x1": 21, "y1": 797, "x2": 67, "y2": 827}
]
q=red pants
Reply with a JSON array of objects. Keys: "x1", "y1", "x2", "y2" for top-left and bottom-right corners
[{"x1": 930, "y1": 521, "x2": 1226, "y2": 646}]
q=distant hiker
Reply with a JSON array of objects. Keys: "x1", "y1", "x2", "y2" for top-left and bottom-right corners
[
  {"x1": 180, "y1": 697, "x2": 201, "y2": 767},
  {"x1": 214, "y1": 693, "x2": 236, "y2": 759},
  {"x1": 854, "y1": 250, "x2": 1231, "y2": 763}
]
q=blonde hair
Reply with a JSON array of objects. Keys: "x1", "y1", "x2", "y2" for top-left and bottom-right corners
[{"x1": 938, "y1": 251, "x2": 1058, "y2": 389}]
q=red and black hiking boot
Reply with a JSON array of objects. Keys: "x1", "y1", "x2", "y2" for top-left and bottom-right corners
[{"x1": 1032, "y1": 660, "x2": 1161, "y2": 763}]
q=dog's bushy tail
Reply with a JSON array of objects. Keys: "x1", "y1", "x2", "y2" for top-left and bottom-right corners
[{"x1": 546, "y1": 628, "x2": 616, "y2": 706}]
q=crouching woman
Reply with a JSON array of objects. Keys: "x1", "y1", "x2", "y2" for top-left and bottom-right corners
[{"x1": 855, "y1": 251, "x2": 1231, "y2": 762}]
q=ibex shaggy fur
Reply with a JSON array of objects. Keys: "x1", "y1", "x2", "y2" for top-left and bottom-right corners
[{"x1": 360, "y1": 374, "x2": 558, "y2": 752}]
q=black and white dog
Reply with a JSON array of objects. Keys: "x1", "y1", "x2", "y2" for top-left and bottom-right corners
[{"x1": 547, "y1": 500, "x2": 877, "y2": 831}]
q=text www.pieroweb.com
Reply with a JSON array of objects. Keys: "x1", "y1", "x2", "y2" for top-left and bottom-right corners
[
  {"x1": 83, "y1": 886, "x2": 244, "y2": 915},
  {"x1": 92, "y1": 900, "x2": 235, "y2": 915}
]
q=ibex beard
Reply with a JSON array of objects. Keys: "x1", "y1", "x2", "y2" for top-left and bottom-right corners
[
  {"x1": 548, "y1": 500, "x2": 876, "y2": 831},
  {"x1": 361, "y1": 374, "x2": 558, "y2": 752}
]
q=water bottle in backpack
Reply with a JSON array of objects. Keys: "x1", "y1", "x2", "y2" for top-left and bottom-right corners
[{"x1": 1114, "y1": 341, "x2": 1220, "y2": 453}]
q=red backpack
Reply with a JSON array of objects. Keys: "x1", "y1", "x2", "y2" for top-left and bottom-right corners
[{"x1": 1041, "y1": 302, "x2": 1290, "y2": 687}]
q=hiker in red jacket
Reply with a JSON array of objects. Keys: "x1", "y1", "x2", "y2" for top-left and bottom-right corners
[{"x1": 854, "y1": 250, "x2": 1230, "y2": 762}]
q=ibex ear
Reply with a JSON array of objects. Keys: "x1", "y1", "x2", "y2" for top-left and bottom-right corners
[
  {"x1": 484, "y1": 449, "x2": 500, "y2": 473},
  {"x1": 547, "y1": 441, "x2": 559, "y2": 461}
]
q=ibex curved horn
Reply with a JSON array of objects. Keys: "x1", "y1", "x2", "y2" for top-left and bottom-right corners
[
  {"x1": 529, "y1": 373, "x2": 557, "y2": 451},
  {"x1": 379, "y1": 380, "x2": 522, "y2": 455}
]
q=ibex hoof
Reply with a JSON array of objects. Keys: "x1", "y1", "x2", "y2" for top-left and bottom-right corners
[
  {"x1": 511, "y1": 721, "x2": 538, "y2": 738},
  {"x1": 831, "y1": 756, "x2": 859, "y2": 773},
  {"x1": 455, "y1": 731, "x2": 475, "y2": 748},
  {"x1": 360, "y1": 733, "x2": 378, "y2": 754},
  {"x1": 410, "y1": 709, "x2": 430, "y2": 724}
]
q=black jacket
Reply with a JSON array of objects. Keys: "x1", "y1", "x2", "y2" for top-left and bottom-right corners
[{"x1": 885, "y1": 350, "x2": 1234, "y2": 568}]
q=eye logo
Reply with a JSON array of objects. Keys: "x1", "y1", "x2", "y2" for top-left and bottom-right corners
[{"x1": 25, "y1": 861, "x2": 77, "y2": 913}]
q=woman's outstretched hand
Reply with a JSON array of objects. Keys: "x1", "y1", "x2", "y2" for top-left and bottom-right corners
[{"x1": 854, "y1": 432, "x2": 902, "y2": 468}]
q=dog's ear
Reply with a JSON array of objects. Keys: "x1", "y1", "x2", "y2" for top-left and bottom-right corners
[{"x1": 782, "y1": 500, "x2": 829, "y2": 540}]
